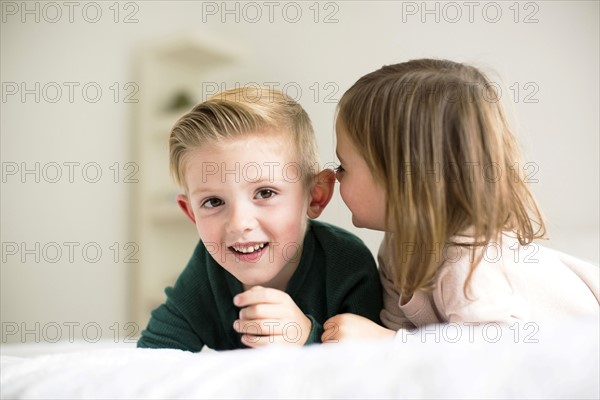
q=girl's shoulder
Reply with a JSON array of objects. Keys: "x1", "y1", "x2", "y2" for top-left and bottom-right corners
[
  {"x1": 435, "y1": 230, "x2": 598, "y2": 299},
  {"x1": 436, "y1": 231, "x2": 524, "y2": 290}
]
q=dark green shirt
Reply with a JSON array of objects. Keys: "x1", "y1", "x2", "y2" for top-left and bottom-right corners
[{"x1": 137, "y1": 219, "x2": 382, "y2": 352}]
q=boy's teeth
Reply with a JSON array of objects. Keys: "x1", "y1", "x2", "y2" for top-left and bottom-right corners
[{"x1": 233, "y1": 243, "x2": 265, "y2": 253}]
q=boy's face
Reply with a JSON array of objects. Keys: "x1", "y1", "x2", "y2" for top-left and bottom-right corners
[{"x1": 181, "y1": 133, "x2": 311, "y2": 289}]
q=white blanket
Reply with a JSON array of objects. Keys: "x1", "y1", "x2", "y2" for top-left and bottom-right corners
[{"x1": 2, "y1": 320, "x2": 598, "y2": 399}]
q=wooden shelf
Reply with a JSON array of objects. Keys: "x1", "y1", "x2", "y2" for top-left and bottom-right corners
[{"x1": 132, "y1": 31, "x2": 238, "y2": 326}]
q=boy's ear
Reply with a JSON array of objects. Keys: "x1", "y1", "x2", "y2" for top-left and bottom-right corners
[
  {"x1": 177, "y1": 194, "x2": 196, "y2": 223},
  {"x1": 307, "y1": 169, "x2": 335, "y2": 219}
]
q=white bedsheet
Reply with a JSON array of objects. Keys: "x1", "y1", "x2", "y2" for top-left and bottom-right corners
[{"x1": 1, "y1": 320, "x2": 598, "y2": 399}]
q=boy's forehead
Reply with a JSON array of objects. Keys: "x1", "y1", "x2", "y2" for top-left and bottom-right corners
[
  {"x1": 193, "y1": 131, "x2": 296, "y2": 161},
  {"x1": 183, "y1": 132, "x2": 306, "y2": 189}
]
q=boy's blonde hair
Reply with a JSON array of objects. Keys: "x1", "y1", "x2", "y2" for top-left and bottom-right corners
[
  {"x1": 338, "y1": 59, "x2": 546, "y2": 297},
  {"x1": 169, "y1": 87, "x2": 318, "y2": 191}
]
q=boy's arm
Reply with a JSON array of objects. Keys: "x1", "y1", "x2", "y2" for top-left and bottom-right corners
[
  {"x1": 137, "y1": 288, "x2": 205, "y2": 352},
  {"x1": 304, "y1": 314, "x2": 324, "y2": 345},
  {"x1": 319, "y1": 240, "x2": 387, "y2": 342},
  {"x1": 335, "y1": 244, "x2": 384, "y2": 325},
  {"x1": 308, "y1": 221, "x2": 384, "y2": 341},
  {"x1": 137, "y1": 243, "x2": 211, "y2": 352},
  {"x1": 319, "y1": 247, "x2": 386, "y2": 343}
]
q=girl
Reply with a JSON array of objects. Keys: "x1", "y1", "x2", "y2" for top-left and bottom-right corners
[{"x1": 323, "y1": 59, "x2": 599, "y2": 341}]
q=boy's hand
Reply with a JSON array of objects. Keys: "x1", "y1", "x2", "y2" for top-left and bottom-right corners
[
  {"x1": 233, "y1": 286, "x2": 312, "y2": 347},
  {"x1": 322, "y1": 313, "x2": 395, "y2": 343}
]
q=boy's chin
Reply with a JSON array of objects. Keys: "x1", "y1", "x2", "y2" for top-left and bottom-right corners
[
  {"x1": 234, "y1": 268, "x2": 291, "y2": 291},
  {"x1": 234, "y1": 272, "x2": 277, "y2": 289},
  {"x1": 238, "y1": 280, "x2": 276, "y2": 291}
]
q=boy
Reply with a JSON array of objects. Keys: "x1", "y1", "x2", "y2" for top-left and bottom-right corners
[{"x1": 137, "y1": 87, "x2": 382, "y2": 351}]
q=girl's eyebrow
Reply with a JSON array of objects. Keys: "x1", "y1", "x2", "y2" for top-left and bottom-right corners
[{"x1": 335, "y1": 150, "x2": 345, "y2": 162}]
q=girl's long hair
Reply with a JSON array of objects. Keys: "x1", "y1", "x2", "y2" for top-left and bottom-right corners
[{"x1": 338, "y1": 59, "x2": 546, "y2": 297}]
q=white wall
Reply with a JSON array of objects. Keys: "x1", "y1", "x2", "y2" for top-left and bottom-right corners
[{"x1": 1, "y1": 1, "x2": 598, "y2": 344}]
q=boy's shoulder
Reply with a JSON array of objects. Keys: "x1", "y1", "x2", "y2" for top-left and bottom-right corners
[
  {"x1": 308, "y1": 219, "x2": 373, "y2": 257},
  {"x1": 306, "y1": 220, "x2": 378, "y2": 287}
]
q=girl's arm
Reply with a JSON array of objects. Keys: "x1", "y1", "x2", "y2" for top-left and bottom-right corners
[
  {"x1": 433, "y1": 243, "x2": 528, "y2": 325},
  {"x1": 322, "y1": 313, "x2": 395, "y2": 342}
]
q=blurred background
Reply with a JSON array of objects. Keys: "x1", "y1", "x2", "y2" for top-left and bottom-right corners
[{"x1": 1, "y1": 1, "x2": 598, "y2": 344}]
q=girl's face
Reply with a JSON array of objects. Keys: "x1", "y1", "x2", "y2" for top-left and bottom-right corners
[{"x1": 335, "y1": 117, "x2": 388, "y2": 231}]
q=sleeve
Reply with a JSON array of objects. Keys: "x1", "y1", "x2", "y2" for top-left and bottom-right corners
[
  {"x1": 304, "y1": 222, "x2": 384, "y2": 344},
  {"x1": 378, "y1": 234, "x2": 416, "y2": 330},
  {"x1": 137, "y1": 287, "x2": 205, "y2": 352},
  {"x1": 335, "y1": 236, "x2": 383, "y2": 327},
  {"x1": 137, "y1": 245, "x2": 208, "y2": 352},
  {"x1": 554, "y1": 249, "x2": 600, "y2": 304},
  {"x1": 433, "y1": 244, "x2": 529, "y2": 325},
  {"x1": 304, "y1": 315, "x2": 324, "y2": 345}
]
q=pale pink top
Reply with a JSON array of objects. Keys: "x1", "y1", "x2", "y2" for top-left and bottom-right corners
[{"x1": 378, "y1": 232, "x2": 600, "y2": 330}]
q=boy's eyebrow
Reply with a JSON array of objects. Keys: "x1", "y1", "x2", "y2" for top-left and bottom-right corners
[
  {"x1": 335, "y1": 150, "x2": 345, "y2": 162},
  {"x1": 242, "y1": 176, "x2": 293, "y2": 186},
  {"x1": 189, "y1": 187, "x2": 217, "y2": 197},
  {"x1": 189, "y1": 177, "x2": 288, "y2": 197}
]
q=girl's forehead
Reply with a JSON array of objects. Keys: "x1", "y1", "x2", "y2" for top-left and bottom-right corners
[{"x1": 335, "y1": 124, "x2": 356, "y2": 153}]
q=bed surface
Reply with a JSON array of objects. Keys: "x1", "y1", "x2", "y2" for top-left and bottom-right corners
[{"x1": 1, "y1": 319, "x2": 598, "y2": 399}]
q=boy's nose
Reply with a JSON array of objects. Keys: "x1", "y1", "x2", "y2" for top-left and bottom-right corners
[{"x1": 225, "y1": 202, "x2": 257, "y2": 234}]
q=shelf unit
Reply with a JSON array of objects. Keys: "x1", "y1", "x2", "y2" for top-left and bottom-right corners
[{"x1": 131, "y1": 32, "x2": 238, "y2": 328}]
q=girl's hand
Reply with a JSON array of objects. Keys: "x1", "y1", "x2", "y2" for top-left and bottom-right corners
[
  {"x1": 233, "y1": 286, "x2": 312, "y2": 347},
  {"x1": 322, "y1": 313, "x2": 395, "y2": 343}
]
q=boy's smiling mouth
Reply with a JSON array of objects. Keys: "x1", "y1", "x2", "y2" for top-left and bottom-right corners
[{"x1": 230, "y1": 242, "x2": 267, "y2": 254}]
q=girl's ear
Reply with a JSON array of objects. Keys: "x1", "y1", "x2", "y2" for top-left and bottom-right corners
[
  {"x1": 177, "y1": 194, "x2": 196, "y2": 223},
  {"x1": 307, "y1": 169, "x2": 335, "y2": 219}
]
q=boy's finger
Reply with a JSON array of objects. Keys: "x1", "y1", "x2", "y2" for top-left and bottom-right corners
[
  {"x1": 241, "y1": 333, "x2": 284, "y2": 348},
  {"x1": 241, "y1": 332, "x2": 302, "y2": 347},
  {"x1": 238, "y1": 303, "x2": 280, "y2": 320},
  {"x1": 233, "y1": 286, "x2": 287, "y2": 307},
  {"x1": 233, "y1": 319, "x2": 284, "y2": 335}
]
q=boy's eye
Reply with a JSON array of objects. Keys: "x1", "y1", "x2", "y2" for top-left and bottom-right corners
[
  {"x1": 201, "y1": 198, "x2": 224, "y2": 209},
  {"x1": 255, "y1": 189, "x2": 276, "y2": 200}
]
